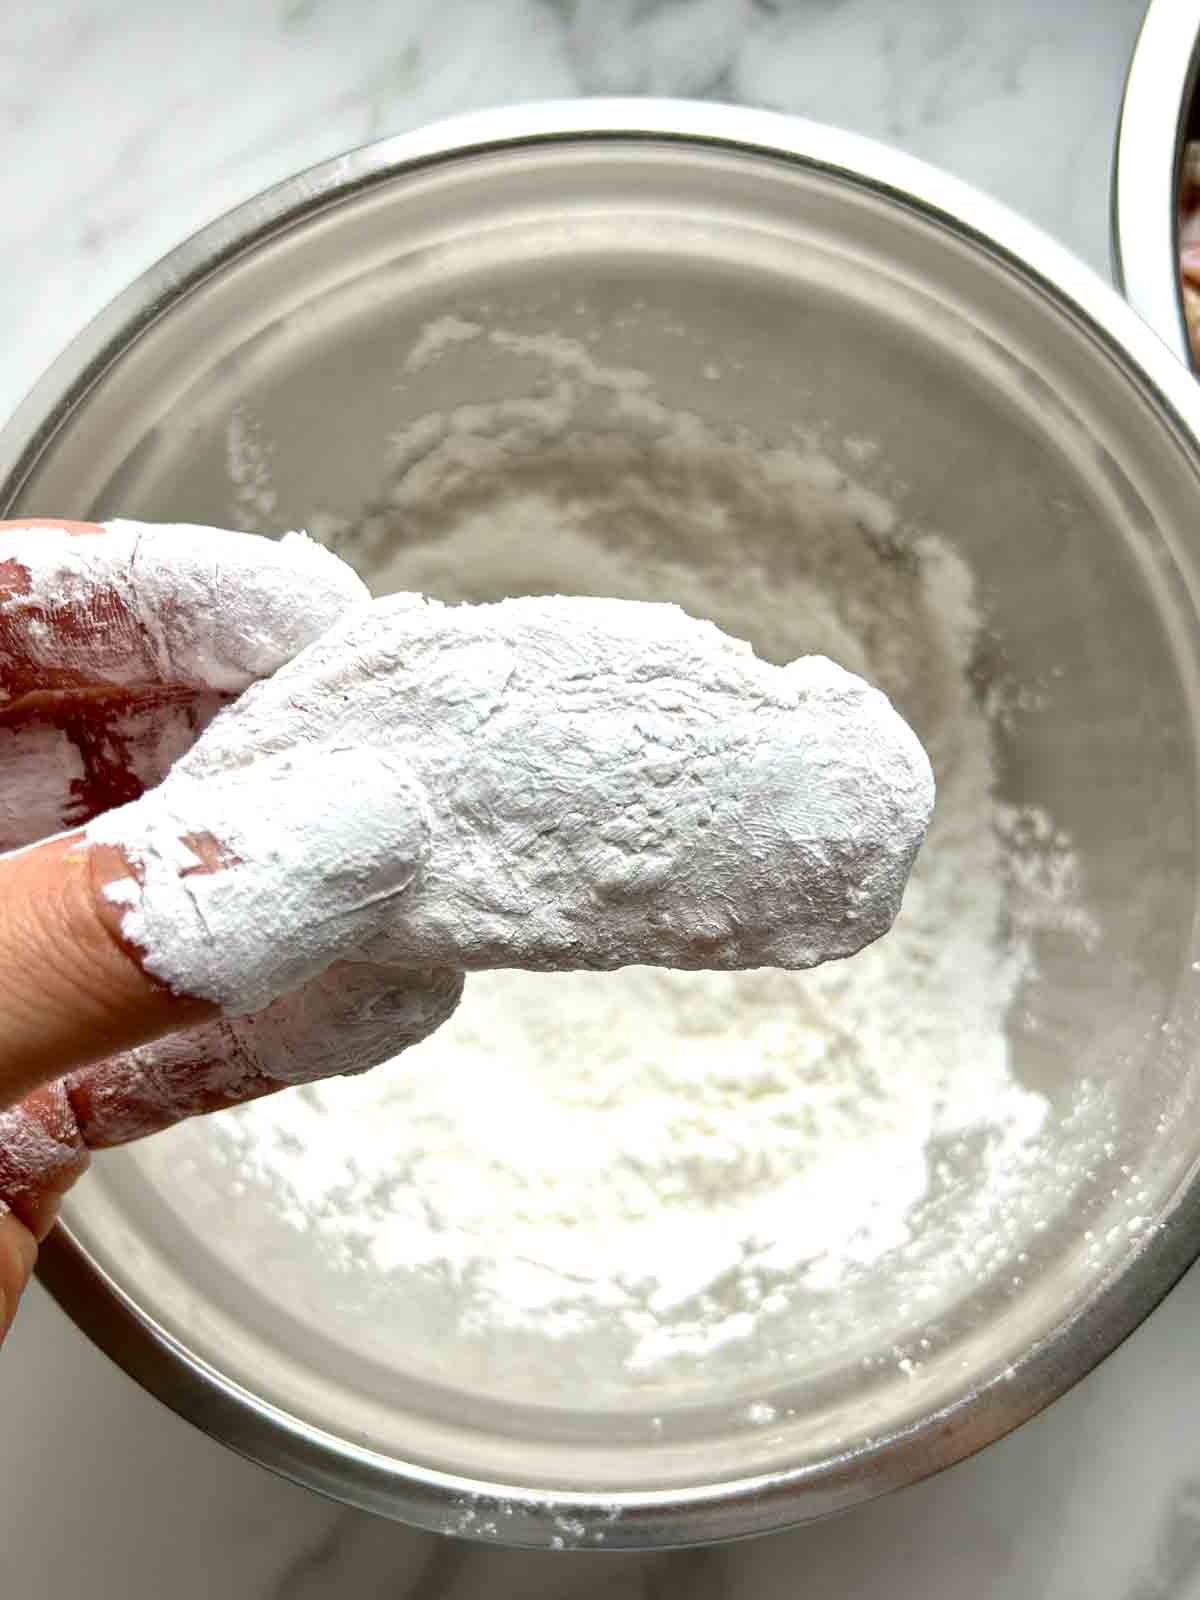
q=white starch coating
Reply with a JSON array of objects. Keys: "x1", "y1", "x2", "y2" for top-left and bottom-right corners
[
  {"x1": 88, "y1": 596, "x2": 933, "y2": 1012},
  {"x1": 192, "y1": 325, "x2": 1078, "y2": 1386}
]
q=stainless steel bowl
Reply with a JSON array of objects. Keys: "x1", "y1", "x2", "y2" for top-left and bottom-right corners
[
  {"x1": 1114, "y1": 0, "x2": 1200, "y2": 357},
  {"x1": 7, "y1": 101, "x2": 1200, "y2": 1550}
]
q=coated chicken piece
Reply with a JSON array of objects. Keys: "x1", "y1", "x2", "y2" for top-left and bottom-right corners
[{"x1": 90, "y1": 589, "x2": 936, "y2": 1014}]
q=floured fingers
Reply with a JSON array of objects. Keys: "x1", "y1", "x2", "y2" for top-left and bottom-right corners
[
  {"x1": 0, "y1": 520, "x2": 368, "y2": 849},
  {"x1": 0, "y1": 960, "x2": 463, "y2": 1218},
  {"x1": 0, "y1": 1081, "x2": 89, "y2": 1240}
]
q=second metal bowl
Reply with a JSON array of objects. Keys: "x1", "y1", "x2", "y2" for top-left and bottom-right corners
[{"x1": 1114, "y1": 0, "x2": 1200, "y2": 358}]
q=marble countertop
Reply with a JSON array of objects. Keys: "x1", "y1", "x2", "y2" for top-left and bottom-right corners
[{"x1": 2, "y1": 1, "x2": 1194, "y2": 1596}]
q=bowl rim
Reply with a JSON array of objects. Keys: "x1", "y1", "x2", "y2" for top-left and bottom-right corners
[
  {"x1": 1112, "y1": 0, "x2": 1200, "y2": 362},
  {"x1": 12, "y1": 97, "x2": 1200, "y2": 1550}
]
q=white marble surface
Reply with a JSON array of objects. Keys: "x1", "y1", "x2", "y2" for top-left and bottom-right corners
[{"x1": 2, "y1": 0, "x2": 1193, "y2": 1595}]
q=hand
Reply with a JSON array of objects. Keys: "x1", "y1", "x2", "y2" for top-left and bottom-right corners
[
  {"x1": 0, "y1": 520, "x2": 462, "y2": 1347},
  {"x1": 0, "y1": 518, "x2": 932, "y2": 1347}
]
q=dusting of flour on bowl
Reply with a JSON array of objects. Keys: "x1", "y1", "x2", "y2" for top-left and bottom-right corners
[{"x1": 211, "y1": 326, "x2": 1078, "y2": 1377}]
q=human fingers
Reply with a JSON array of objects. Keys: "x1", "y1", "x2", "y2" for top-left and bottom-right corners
[
  {"x1": 0, "y1": 807, "x2": 461, "y2": 1227},
  {"x1": 0, "y1": 832, "x2": 213, "y2": 1114},
  {"x1": 0, "y1": 519, "x2": 368, "y2": 850},
  {"x1": 0, "y1": 1209, "x2": 37, "y2": 1349},
  {"x1": 0, "y1": 961, "x2": 463, "y2": 1225},
  {"x1": 0, "y1": 517, "x2": 367, "y2": 704},
  {"x1": 65, "y1": 959, "x2": 464, "y2": 1149}
]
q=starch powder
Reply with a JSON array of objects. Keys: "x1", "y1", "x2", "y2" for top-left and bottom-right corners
[{"x1": 200, "y1": 327, "x2": 1076, "y2": 1382}]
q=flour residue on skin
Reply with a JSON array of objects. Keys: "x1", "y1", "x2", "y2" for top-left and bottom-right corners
[
  {"x1": 195, "y1": 324, "x2": 1084, "y2": 1380},
  {"x1": 0, "y1": 521, "x2": 367, "y2": 700},
  {"x1": 0, "y1": 521, "x2": 463, "y2": 1196},
  {"x1": 0, "y1": 1080, "x2": 85, "y2": 1203},
  {"x1": 0, "y1": 522, "x2": 368, "y2": 851}
]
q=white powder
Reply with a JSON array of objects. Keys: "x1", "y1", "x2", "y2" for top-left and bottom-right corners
[
  {"x1": 225, "y1": 406, "x2": 279, "y2": 525},
  {"x1": 403, "y1": 315, "x2": 484, "y2": 373},
  {"x1": 90, "y1": 593, "x2": 932, "y2": 1013},
  {"x1": 1, "y1": 520, "x2": 366, "y2": 700},
  {"x1": 205, "y1": 329, "x2": 1068, "y2": 1378},
  {"x1": 0, "y1": 520, "x2": 368, "y2": 851}
]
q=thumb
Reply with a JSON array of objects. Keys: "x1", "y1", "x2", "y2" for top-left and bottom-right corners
[
  {"x1": 0, "y1": 827, "x2": 463, "y2": 1248},
  {"x1": 0, "y1": 1209, "x2": 37, "y2": 1347},
  {"x1": 0, "y1": 830, "x2": 213, "y2": 1245},
  {"x1": 0, "y1": 817, "x2": 214, "y2": 1349},
  {"x1": 0, "y1": 831, "x2": 213, "y2": 1112},
  {"x1": 0, "y1": 828, "x2": 199, "y2": 1347}
]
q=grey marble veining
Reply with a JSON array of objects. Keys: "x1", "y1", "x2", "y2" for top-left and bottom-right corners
[
  {"x1": 0, "y1": 0, "x2": 1138, "y2": 429},
  {"x1": 3, "y1": 1, "x2": 1195, "y2": 1596},
  {"x1": 8, "y1": 1256, "x2": 1200, "y2": 1599}
]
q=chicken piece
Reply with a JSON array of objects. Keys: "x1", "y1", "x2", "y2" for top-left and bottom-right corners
[{"x1": 90, "y1": 591, "x2": 936, "y2": 1014}]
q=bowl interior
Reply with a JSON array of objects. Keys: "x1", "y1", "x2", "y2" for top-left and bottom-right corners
[{"x1": 8, "y1": 132, "x2": 1200, "y2": 1530}]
